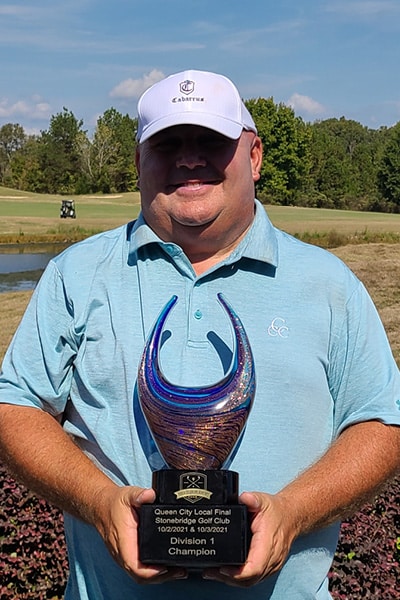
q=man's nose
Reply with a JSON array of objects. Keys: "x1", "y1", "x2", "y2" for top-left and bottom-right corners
[{"x1": 175, "y1": 143, "x2": 207, "y2": 169}]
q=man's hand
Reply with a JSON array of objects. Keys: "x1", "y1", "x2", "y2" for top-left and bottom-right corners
[
  {"x1": 94, "y1": 484, "x2": 188, "y2": 584},
  {"x1": 202, "y1": 491, "x2": 296, "y2": 587},
  {"x1": 203, "y1": 421, "x2": 400, "y2": 588},
  {"x1": 0, "y1": 406, "x2": 188, "y2": 585}
]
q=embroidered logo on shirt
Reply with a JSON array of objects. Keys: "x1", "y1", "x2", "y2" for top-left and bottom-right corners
[{"x1": 268, "y1": 317, "x2": 289, "y2": 338}]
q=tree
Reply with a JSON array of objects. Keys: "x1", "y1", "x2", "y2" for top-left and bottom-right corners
[
  {"x1": 37, "y1": 108, "x2": 88, "y2": 194},
  {"x1": 245, "y1": 98, "x2": 312, "y2": 205},
  {"x1": 377, "y1": 122, "x2": 400, "y2": 211},
  {"x1": 85, "y1": 108, "x2": 138, "y2": 193},
  {"x1": 309, "y1": 118, "x2": 382, "y2": 209},
  {"x1": 8, "y1": 135, "x2": 43, "y2": 192},
  {"x1": 0, "y1": 123, "x2": 26, "y2": 185}
]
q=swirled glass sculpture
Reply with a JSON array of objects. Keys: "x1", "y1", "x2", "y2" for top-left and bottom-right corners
[{"x1": 137, "y1": 293, "x2": 255, "y2": 470}]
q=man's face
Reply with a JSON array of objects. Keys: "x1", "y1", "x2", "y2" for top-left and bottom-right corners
[{"x1": 136, "y1": 125, "x2": 262, "y2": 250}]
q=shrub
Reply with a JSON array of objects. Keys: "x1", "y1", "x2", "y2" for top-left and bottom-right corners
[
  {"x1": 330, "y1": 476, "x2": 400, "y2": 599},
  {"x1": 0, "y1": 463, "x2": 68, "y2": 599}
]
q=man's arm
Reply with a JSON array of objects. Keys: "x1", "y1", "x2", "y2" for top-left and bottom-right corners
[
  {"x1": 0, "y1": 404, "x2": 184, "y2": 583},
  {"x1": 204, "y1": 420, "x2": 400, "y2": 586}
]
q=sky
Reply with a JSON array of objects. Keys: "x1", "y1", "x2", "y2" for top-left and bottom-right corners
[{"x1": 1, "y1": 0, "x2": 400, "y2": 136}]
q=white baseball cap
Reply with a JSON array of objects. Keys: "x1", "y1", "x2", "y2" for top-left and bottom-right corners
[{"x1": 137, "y1": 69, "x2": 257, "y2": 143}]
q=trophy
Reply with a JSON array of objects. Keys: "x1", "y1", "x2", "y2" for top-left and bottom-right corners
[{"x1": 137, "y1": 293, "x2": 256, "y2": 567}]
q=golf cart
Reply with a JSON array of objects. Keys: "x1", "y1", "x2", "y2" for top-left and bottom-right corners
[{"x1": 60, "y1": 199, "x2": 76, "y2": 219}]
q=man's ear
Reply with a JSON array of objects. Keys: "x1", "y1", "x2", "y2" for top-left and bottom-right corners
[{"x1": 250, "y1": 136, "x2": 263, "y2": 183}]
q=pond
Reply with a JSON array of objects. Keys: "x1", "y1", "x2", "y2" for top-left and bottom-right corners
[{"x1": 0, "y1": 244, "x2": 68, "y2": 293}]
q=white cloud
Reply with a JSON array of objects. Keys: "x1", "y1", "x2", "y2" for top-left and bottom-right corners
[
  {"x1": 219, "y1": 20, "x2": 305, "y2": 53},
  {"x1": 0, "y1": 2, "x2": 70, "y2": 21},
  {"x1": 32, "y1": 102, "x2": 52, "y2": 118},
  {"x1": 287, "y1": 93, "x2": 326, "y2": 116},
  {"x1": 326, "y1": 1, "x2": 400, "y2": 18},
  {"x1": 0, "y1": 5, "x2": 30, "y2": 16},
  {"x1": 0, "y1": 97, "x2": 51, "y2": 120},
  {"x1": 109, "y1": 69, "x2": 165, "y2": 100}
]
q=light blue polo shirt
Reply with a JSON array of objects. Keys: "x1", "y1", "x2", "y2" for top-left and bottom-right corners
[{"x1": 1, "y1": 200, "x2": 400, "y2": 600}]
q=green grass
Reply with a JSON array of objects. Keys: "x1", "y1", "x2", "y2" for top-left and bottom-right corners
[
  {"x1": 1, "y1": 185, "x2": 400, "y2": 247},
  {"x1": 0, "y1": 186, "x2": 141, "y2": 243},
  {"x1": 0, "y1": 201, "x2": 140, "y2": 219},
  {"x1": 266, "y1": 205, "x2": 400, "y2": 234},
  {"x1": 0, "y1": 186, "x2": 140, "y2": 216}
]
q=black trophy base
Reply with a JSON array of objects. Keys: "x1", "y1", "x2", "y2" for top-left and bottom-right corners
[{"x1": 139, "y1": 469, "x2": 249, "y2": 568}]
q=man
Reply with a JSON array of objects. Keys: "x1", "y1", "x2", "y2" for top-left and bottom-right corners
[{"x1": 0, "y1": 69, "x2": 399, "y2": 599}]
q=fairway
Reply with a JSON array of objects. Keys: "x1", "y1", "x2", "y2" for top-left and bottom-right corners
[
  {"x1": 1, "y1": 187, "x2": 400, "y2": 242},
  {"x1": 268, "y1": 205, "x2": 400, "y2": 235},
  {"x1": 0, "y1": 189, "x2": 142, "y2": 241}
]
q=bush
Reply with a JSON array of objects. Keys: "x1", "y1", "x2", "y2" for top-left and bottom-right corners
[
  {"x1": 330, "y1": 476, "x2": 400, "y2": 599},
  {"x1": 0, "y1": 463, "x2": 68, "y2": 599},
  {"x1": 1, "y1": 463, "x2": 399, "y2": 598}
]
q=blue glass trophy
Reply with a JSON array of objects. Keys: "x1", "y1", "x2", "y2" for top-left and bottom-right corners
[{"x1": 138, "y1": 293, "x2": 255, "y2": 567}]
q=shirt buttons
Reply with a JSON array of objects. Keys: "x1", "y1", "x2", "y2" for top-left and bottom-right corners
[
  {"x1": 194, "y1": 309, "x2": 203, "y2": 320},
  {"x1": 165, "y1": 244, "x2": 177, "y2": 256}
]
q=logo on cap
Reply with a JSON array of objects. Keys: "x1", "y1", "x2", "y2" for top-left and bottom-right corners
[{"x1": 180, "y1": 80, "x2": 195, "y2": 95}]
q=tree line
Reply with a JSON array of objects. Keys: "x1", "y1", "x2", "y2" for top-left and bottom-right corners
[{"x1": 1, "y1": 100, "x2": 400, "y2": 212}]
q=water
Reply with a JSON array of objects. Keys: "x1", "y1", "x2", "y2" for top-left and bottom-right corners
[
  {"x1": 0, "y1": 269, "x2": 45, "y2": 293},
  {"x1": 0, "y1": 245, "x2": 67, "y2": 293}
]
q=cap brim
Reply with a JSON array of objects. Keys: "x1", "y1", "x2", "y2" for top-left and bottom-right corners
[{"x1": 139, "y1": 112, "x2": 244, "y2": 143}]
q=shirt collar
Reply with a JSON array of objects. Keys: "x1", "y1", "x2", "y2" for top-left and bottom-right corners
[{"x1": 128, "y1": 199, "x2": 278, "y2": 268}]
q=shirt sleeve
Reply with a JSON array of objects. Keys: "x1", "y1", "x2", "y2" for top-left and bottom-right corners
[
  {"x1": 329, "y1": 280, "x2": 400, "y2": 436},
  {"x1": 0, "y1": 261, "x2": 78, "y2": 416}
]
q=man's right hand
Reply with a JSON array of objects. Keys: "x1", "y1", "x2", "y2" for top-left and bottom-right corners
[{"x1": 94, "y1": 484, "x2": 188, "y2": 584}]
